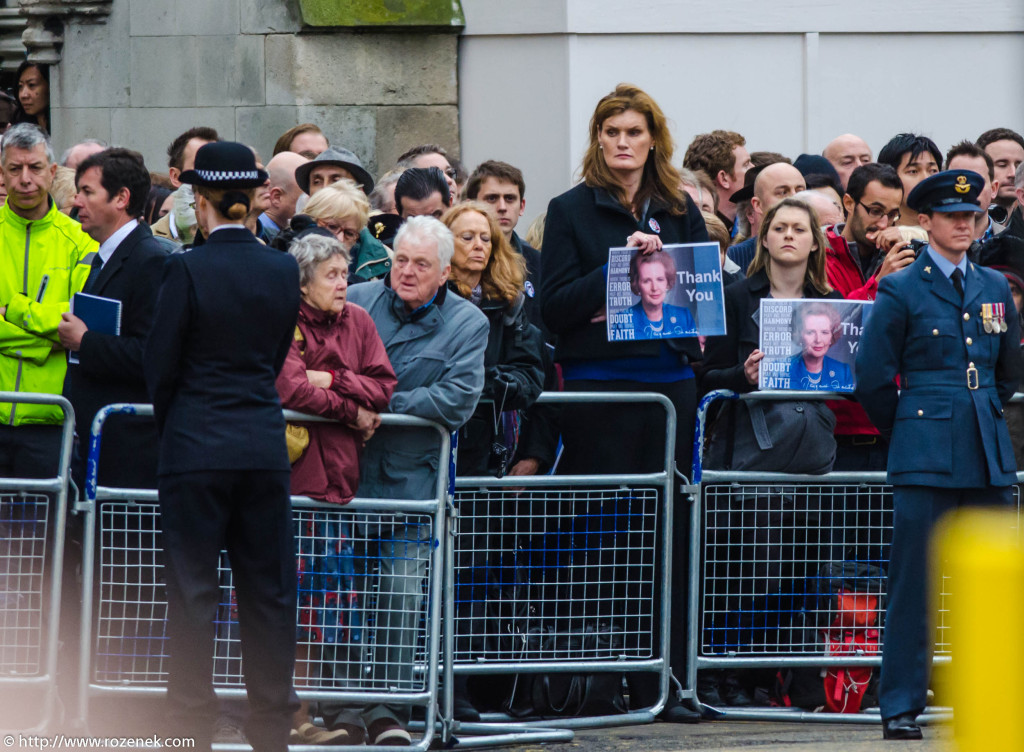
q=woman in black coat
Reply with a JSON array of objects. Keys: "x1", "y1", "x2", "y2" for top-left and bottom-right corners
[
  {"x1": 541, "y1": 84, "x2": 707, "y2": 476},
  {"x1": 540, "y1": 83, "x2": 708, "y2": 723},
  {"x1": 144, "y1": 142, "x2": 301, "y2": 751}
]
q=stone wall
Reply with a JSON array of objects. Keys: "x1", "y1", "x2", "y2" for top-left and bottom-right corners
[{"x1": 49, "y1": 0, "x2": 460, "y2": 177}]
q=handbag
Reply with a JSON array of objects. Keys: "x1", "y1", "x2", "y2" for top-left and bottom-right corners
[
  {"x1": 503, "y1": 622, "x2": 628, "y2": 718},
  {"x1": 286, "y1": 424, "x2": 310, "y2": 463},
  {"x1": 286, "y1": 325, "x2": 310, "y2": 464},
  {"x1": 705, "y1": 399, "x2": 837, "y2": 474}
]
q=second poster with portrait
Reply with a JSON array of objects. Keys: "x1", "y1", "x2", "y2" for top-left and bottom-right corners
[{"x1": 758, "y1": 298, "x2": 872, "y2": 392}]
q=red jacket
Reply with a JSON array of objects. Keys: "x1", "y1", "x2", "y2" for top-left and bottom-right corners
[
  {"x1": 825, "y1": 225, "x2": 879, "y2": 301},
  {"x1": 824, "y1": 225, "x2": 880, "y2": 436},
  {"x1": 276, "y1": 301, "x2": 396, "y2": 504}
]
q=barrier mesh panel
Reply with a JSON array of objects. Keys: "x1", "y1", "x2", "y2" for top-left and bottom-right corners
[
  {"x1": 93, "y1": 502, "x2": 435, "y2": 693},
  {"x1": 451, "y1": 486, "x2": 660, "y2": 663},
  {"x1": 0, "y1": 493, "x2": 48, "y2": 675},
  {"x1": 700, "y1": 483, "x2": 1023, "y2": 659}
]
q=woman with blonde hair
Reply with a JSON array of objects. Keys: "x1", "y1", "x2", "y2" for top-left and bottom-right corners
[
  {"x1": 298, "y1": 178, "x2": 391, "y2": 281},
  {"x1": 700, "y1": 198, "x2": 842, "y2": 705},
  {"x1": 440, "y1": 201, "x2": 543, "y2": 721},
  {"x1": 441, "y1": 201, "x2": 543, "y2": 474}
]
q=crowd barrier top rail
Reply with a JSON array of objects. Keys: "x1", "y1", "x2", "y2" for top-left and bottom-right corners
[
  {"x1": 79, "y1": 404, "x2": 450, "y2": 750},
  {"x1": 0, "y1": 391, "x2": 75, "y2": 734},
  {"x1": 455, "y1": 391, "x2": 677, "y2": 490},
  {"x1": 86, "y1": 404, "x2": 450, "y2": 507}
]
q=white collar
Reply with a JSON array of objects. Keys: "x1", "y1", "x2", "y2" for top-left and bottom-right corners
[
  {"x1": 208, "y1": 224, "x2": 248, "y2": 236},
  {"x1": 98, "y1": 219, "x2": 139, "y2": 265}
]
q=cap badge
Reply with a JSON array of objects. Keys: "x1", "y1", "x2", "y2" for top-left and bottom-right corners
[{"x1": 955, "y1": 175, "x2": 970, "y2": 194}]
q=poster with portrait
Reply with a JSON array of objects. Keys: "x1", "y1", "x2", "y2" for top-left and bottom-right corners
[
  {"x1": 757, "y1": 298, "x2": 872, "y2": 392},
  {"x1": 606, "y1": 242, "x2": 726, "y2": 342}
]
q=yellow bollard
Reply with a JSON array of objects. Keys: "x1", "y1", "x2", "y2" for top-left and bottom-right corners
[{"x1": 937, "y1": 508, "x2": 1024, "y2": 752}]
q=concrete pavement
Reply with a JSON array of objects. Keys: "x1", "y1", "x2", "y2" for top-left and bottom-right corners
[{"x1": 486, "y1": 719, "x2": 953, "y2": 751}]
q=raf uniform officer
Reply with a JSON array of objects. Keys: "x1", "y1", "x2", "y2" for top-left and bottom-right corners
[{"x1": 855, "y1": 170, "x2": 1022, "y2": 741}]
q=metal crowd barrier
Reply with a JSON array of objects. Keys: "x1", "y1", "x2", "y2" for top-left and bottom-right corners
[
  {"x1": 0, "y1": 392, "x2": 75, "y2": 734},
  {"x1": 76, "y1": 405, "x2": 449, "y2": 751},
  {"x1": 442, "y1": 392, "x2": 678, "y2": 748},
  {"x1": 687, "y1": 389, "x2": 1022, "y2": 725}
]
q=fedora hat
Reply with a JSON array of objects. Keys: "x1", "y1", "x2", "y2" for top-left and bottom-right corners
[{"x1": 294, "y1": 147, "x2": 375, "y2": 195}]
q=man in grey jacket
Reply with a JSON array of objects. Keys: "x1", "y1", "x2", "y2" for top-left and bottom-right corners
[{"x1": 320, "y1": 216, "x2": 488, "y2": 746}]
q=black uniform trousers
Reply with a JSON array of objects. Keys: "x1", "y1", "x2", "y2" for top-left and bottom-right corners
[
  {"x1": 157, "y1": 469, "x2": 298, "y2": 752},
  {"x1": 879, "y1": 484, "x2": 1013, "y2": 720}
]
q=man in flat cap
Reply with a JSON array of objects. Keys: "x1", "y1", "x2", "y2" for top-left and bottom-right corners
[{"x1": 855, "y1": 170, "x2": 1022, "y2": 741}]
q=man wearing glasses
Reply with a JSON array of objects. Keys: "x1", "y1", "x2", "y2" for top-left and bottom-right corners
[{"x1": 824, "y1": 163, "x2": 914, "y2": 470}]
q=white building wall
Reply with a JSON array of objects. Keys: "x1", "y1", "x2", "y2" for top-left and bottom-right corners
[{"x1": 459, "y1": 0, "x2": 1024, "y2": 226}]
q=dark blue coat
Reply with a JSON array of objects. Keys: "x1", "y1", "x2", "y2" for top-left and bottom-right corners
[
  {"x1": 854, "y1": 249, "x2": 1022, "y2": 487},
  {"x1": 144, "y1": 226, "x2": 300, "y2": 475},
  {"x1": 65, "y1": 221, "x2": 168, "y2": 487}
]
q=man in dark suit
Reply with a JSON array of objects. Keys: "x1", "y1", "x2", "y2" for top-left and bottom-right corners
[
  {"x1": 59, "y1": 148, "x2": 168, "y2": 489},
  {"x1": 855, "y1": 170, "x2": 1023, "y2": 741},
  {"x1": 143, "y1": 142, "x2": 301, "y2": 752}
]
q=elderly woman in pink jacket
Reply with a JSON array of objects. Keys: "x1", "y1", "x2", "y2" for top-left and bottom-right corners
[{"x1": 275, "y1": 231, "x2": 396, "y2": 745}]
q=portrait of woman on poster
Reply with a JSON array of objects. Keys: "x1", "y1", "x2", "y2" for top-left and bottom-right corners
[
  {"x1": 788, "y1": 301, "x2": 853, "y2": 391},
  {"x1": 625, "y1": 249, "x2": 697, "y2": 339}
]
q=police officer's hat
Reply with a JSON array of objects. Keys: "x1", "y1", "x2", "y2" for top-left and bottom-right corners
[
  {"x1": 906, "y1": 169, "x2": 984, "y2": 214},
  {"x1": 178, "y1": 141, "x2": 269, "y2": 188}
]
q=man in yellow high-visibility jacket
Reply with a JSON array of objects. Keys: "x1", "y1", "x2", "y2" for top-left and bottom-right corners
[{"x1": 0, "y1": 123, "x2": 95, "y2": 478}]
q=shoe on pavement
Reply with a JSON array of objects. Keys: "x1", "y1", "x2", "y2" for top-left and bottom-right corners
[
  {"x1": 367, "y1": 718, "x2": 412, "y2": 746},
  {"x1": 882, "y1": 713, "x2": 923, "y2": 741}
]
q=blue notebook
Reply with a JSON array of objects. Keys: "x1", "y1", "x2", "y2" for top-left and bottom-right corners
[{"x1": 69, "y1": 292, "x2": 121, "y2": 365}]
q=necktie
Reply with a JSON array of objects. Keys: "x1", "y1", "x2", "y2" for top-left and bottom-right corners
[
  {"x1": 951, "y1": 268, "x2": 964, "y2": 299},
  {"x1": 84, "y1": 254, "x2": 103, "y2": 293}
]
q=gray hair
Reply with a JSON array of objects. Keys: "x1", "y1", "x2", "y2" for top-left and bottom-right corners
[
  {"x1": 60, "y1": 138, "x2": 108, "y2": 167},
  {"x1": 1015, "y1": 160, "x2": 1024, "y2": 191},
  {"x1": 289, "y1": 233, "x2": 351, "y2": 288},
  {"x1": 394, "y1": 215, "x2": 454, "y2": 268},
  {"x1": 2, "y1": 123, "x2": 54, "y2": 164},
  {"x1": 793, "y1": 189, "x2": 843, "y2": 225},
  {"x1": 369, "y1": 168, "x2": 404, "y2": 213}
]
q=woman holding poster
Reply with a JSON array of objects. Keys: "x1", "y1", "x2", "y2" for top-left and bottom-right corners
[
  {"x1": 626, "y1": 250, "x2": 697, "y2": 338},
  {"x1": 699, "y1": 196, "x2": 841, "y2": 707},
  {"x1": 540, "y1": 83, "x2": 708, "y2": 723},
  {"x1": 789, "y1": 302, "x2": 853, "y2": 391}
]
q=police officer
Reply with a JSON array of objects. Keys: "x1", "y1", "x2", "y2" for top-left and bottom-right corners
[
  {"x1": 855, "y1": 170, "x2": 1023, "y2": 740},
  {"x1": 144, "y1": 142, "x2": 301, "y2": 752}
]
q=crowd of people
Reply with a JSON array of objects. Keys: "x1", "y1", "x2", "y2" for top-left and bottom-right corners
[{"x1": 0, "y1": 66, "x2": 1022, "y2": 747}]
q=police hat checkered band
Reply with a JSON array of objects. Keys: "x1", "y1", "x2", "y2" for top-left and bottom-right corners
[{"x1": 195, "y1": 169, "x2": 260, "y2": 182}]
